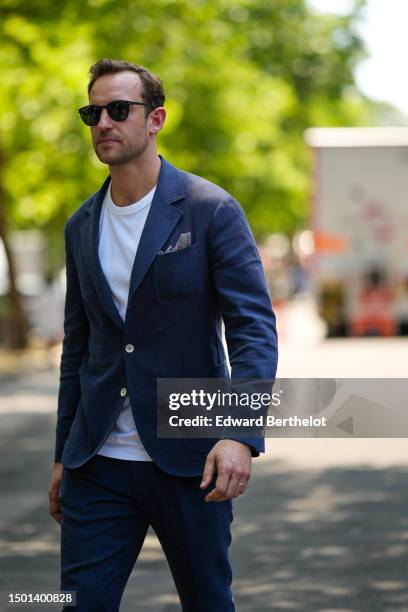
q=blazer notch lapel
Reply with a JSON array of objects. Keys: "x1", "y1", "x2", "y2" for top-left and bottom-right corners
[{"x1": 79, "y1": 178, "x2": 125, "y2": 330}]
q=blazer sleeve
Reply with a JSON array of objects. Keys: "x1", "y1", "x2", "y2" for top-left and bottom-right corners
[
  {"x1": 208, "y1": 195, "x2": 278, "y2": 456},
  {"x1": 54, "y1": 222, "x2": 89, "y2": 462}
]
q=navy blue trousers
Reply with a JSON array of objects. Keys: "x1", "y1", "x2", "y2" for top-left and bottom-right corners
[{"x1": 59, "y1": 454, "x2": 235, "y2": 611}]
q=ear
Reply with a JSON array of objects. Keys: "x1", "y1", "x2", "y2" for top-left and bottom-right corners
[{"x1": 148, "y1": 107, "x2": 166, "y2": 135}]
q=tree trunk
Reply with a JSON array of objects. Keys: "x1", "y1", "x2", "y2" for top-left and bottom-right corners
[{"x1": 0, "y1": 148, "x2": 30, "y2": 348}]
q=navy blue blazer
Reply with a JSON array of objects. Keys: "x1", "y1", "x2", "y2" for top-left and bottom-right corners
[{"x1": 55, "y1": 156, "x2": 278, "y2": 476}]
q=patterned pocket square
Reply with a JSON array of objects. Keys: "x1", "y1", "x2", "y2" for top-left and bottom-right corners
[{"x1": 163, "y1": 232, "x2": 192, "y2": 253}]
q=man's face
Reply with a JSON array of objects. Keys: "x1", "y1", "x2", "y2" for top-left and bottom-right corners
[{"x1": 89, "y1": 71, "x2": 152, "y2": 166}]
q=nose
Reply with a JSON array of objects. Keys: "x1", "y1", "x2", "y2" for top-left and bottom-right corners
[{"x1": 97, "y1": 108, "x2": 114, "y2": 129}]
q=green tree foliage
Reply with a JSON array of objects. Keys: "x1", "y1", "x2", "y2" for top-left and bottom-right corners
[{"x1": 1, "y1": 0, "x2": 376, "y2": 260}]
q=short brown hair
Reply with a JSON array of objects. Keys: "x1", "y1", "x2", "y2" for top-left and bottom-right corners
[{"x1": 88, "y1": 59, "x2": 165, "y2": 115}]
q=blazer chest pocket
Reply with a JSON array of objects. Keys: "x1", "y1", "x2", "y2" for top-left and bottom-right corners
[{"x1": 155, "y1": 243, "x2": 200, "y2": 304}]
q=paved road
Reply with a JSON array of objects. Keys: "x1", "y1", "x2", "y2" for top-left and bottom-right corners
[{"x1": 1, "y1": 333, "x2": 408, "y2": 611}]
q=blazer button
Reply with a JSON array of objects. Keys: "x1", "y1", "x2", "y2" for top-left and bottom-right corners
[
  {"x1": 120, "y1": 387, "x2": 127, "y2": 397},
  {"x1": 125, "y1": 344, "x2": 134, "y2": 353}
]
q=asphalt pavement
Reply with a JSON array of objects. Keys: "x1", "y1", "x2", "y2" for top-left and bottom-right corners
[{"x1": 1, "y1": 325, "x2": 408, "y2": 611}]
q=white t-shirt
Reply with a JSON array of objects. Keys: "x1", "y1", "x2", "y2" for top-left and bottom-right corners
[{"x1": 96, "y1": 179, "x2": 156, "y2": 461}]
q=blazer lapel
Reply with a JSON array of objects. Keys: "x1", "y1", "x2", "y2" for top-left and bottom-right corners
[
  {"x1": 80, "y1": 177, "x2": 125, "y2": 330},
  {"x1": 127, "y1": 157, "x2": 184, "y2": 306}
]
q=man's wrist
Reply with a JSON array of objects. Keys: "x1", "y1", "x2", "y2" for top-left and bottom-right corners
[{"x1": 220, "y1": 439, "x2": 252, "y2": 453}]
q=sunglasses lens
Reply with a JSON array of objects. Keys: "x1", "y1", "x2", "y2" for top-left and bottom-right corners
[
  {"x1": 107, "y1": 101, "x2": 129, "y2": 121},
  {"x1": 79, "y1": 106, "x2": 100, "y2": 126},
  {"x1": 78, "y1": 101, "x2": 132, "y2": 126}
]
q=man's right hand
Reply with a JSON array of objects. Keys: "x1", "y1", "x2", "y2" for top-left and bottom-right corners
[{"x1": 48, "y1": 462, "x2": 63, "y2": 525}]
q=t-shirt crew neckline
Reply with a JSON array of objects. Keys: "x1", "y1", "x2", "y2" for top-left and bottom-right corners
[{"x1": 106, "y1": 180, "x2": 157, "y2": 216}]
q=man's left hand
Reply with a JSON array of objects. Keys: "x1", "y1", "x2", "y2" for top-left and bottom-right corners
[{"x1": 200, "y1": 439, "x2": 251, "y2": 502}]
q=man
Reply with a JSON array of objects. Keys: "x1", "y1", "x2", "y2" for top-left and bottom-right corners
[{"x1": 48, "y1": 58, "x2": 278, "y2": 611}]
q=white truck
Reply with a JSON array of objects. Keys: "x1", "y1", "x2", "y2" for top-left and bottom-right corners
[{"x1": 304, "y1": 128, "x2": 408, "y2": 337}]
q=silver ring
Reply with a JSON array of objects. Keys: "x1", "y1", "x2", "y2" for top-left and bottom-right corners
[{"x1": 238, "y1": 483, "x2": 245, "y2": 487}]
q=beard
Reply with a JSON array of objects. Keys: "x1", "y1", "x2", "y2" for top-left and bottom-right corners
[{"x1": 94, "y1": 131, "x2": 149, "y2": 166}]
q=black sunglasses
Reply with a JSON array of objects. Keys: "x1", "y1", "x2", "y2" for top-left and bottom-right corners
[{"x1": 78, "y1": 100, "x2": 153, "y2": 126}]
